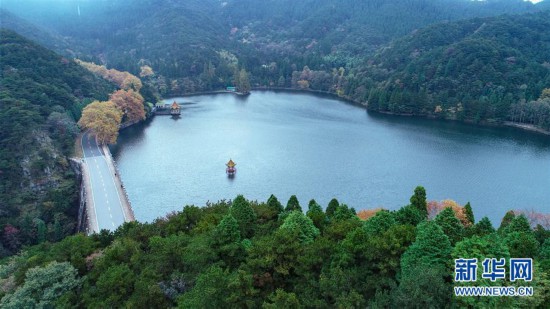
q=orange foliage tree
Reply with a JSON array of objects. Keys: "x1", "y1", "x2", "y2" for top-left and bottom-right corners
[
  {"x1": 76, "y1": 59, "x2": 142, "y2": 92},
  {"x1": 109, "y1": 89, "x2": 145, "y2": 124},
  {"x1": 78, "y1": 101, "x2": 122, "y2": 144},
  {"x1": 427, "y1": 199, "x2": 470, "y2": 227},
  {"x1": 357, "y1": 208, "x2": 384, "y2": 221}
]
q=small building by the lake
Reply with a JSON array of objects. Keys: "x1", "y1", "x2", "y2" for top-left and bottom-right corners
[
  {"x1": 155, "y1": 101, "x2": 181, "y2": 115},
  {"x1": 170, "y1": 101, "x2": 181, "y2": 115}
]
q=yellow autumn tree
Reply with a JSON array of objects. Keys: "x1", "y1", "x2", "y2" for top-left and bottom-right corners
[
  {"x1": 109, "y1": 89, "x2": 145, "y2": 124},
  {"x1": 75, "y1": 59, "x2": 142, "y2": 92},
  {"x1": 139, "y1": 65, "x2": 154, "y2": 77},
  {"x1": 78, "y1": 101, "x2": 122, "y2": 144}
]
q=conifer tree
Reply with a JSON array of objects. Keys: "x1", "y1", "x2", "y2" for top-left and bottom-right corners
[
  {"x1": 306, "y1": 199, "x2": 327, "y2": 229},
  {"x1": 267, "y1": 194, "x2": 284, "y2": 214},
  {"x1": 464, "y1": 202, "x2": 475, "y2": 225},
  {"x1": 499, "y1": 211, "x2": 516, "y2": 231},
  {"x1": 401, "y1": 221, "x2": 452, "y2": 279},
  {"x1": 363, "y1": 210, "x2": 396, "y2": 236},
  {"x1": 280, "y1": 211, "x2": 319, "y2": 244},
  {"x1": 473, "y1": 217, "x2": 495, "y2": 236},
  {"x1": 230, "y1": 195, "x2": 256, "y2": 238},
  {"x1": 326, "y1": 198, "x2": 339, "y2": 217},
  {"x1": 409, "y1": 186, "x2": 427, "y2": 217},
  {"x1": 285, "y1": 195, "x2": 301, "y2": 212},
  {"x1": 434, "y1": 207, "x2": 465, "y2": 245}
]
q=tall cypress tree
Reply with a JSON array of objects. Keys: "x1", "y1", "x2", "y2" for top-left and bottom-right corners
[
  {"x1": 306, "y1": 199, "x2": 327, "y2": 229},
  {"x1": 267, "y1": 194, "x2": 284, "y2": 214},
  {"x1": 409, "y1": 186, "x2": 427, "y2": 218},
  {"x1": 230, "y1": 195, "x2": 256, "y2": 238},
  {"x1": 464, "y1": 202, "x2": 475, "y2": 225},
  {"x1": 285, "y1": 195, "x2": 301, "y2": 212}
]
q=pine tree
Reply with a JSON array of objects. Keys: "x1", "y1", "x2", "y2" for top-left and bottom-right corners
[
  {"x1": 499, "y1": 211, "x2": 516, "y2": 232},
  {"x1": 306, "y1": 199, "x2": 327, "y2": 229},
  {"x1": 363, "y1": 210, "x2": 396, "y2": 236},
  {"x1": 409, "y1": 186, "x2": 427, "y2": 218},
  {"x1": 285, "y1": 195, "x2": 301, "y2": 212},
  {"x1": 213, "y1": 214, "x2": 241, "y2": 245},
  {"x1": 280, "y1": 211, "x2": 319, "y2": 244},
  {"x1": 401, "y1": 221, "x2": 452, "y2": 279},
  {"x1": 230, "y1": 195, "x2": 256, "y2": 238},
  {"x1": 434, "y1": 207, "x2": 465, "y2": 245},
  {"x1": 464, "y1": 202, "x2": 475, "y2": 225},
  {"x1": 212, "y1": 215, "x2": 243, "y2": 268},
  {"x1": 267, "y1": 194, "x2": 284, "y2": 214},
  {"x1": 473, "y1": 217, "x2": 495, "y2": 236},
  {"x1": 326, "y1": 198, "x2": 339, "y2": 217}
]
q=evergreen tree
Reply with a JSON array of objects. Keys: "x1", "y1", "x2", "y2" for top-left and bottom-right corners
[
  {"x1": 306, "y1": 199, "x2": 327, "y2": 230},
  {"x1": 394, "y1": 204, "x2": 424, "y2": 226},
  {"x1": 285, "y1": 195, "x2": 302, "y2": 212},
  {"x1": 500, "y1": 214, "x2": 539, "y2": 257},
  {"x1": 326, "y1": 198, "x2": 339, "y2": 217},
  {"x1": 267, "y1": 194, "x2": 284, "y2": 215},
  {"x1": 464, "y1": 202, "x2": 475, "y2": 225},
  {"x1": 212, "y1": 214, "x2": 243, "y2": 268},
  {"x1": 401, "y1": 221, "x2": 452, "y2": 279},
  {"x1": 434, "y1": 207, "x2": 465, "y2": 245},
  {"x1": 177, "y1": 266, "x2": 234, "y2": 308},
  {"x1": 213, "y1": 214, "x2": 241, "y2": 245},
  {"x1": 238, "y1": 69, "x2": 251, "y2": 94},
  {"x1": 409, "y1": 186, "x2": 428, "y2": 217},
  {"x1": 393, "y1": 264, "x2": 450, "y2": 308},
  {"x1": 503, "y1": 214, "x2": 531, "y2": 234},
  {"x1": 34, "y1": 218, "x2": 46, "y2": 244},
  {"x1": 280, "y1": 211, "x2": 320, "y2": 244},
  {"x1": 230, "y1": 195, "x2": 256, "y2": 238},
  {"x1": 499, "y1": 210, "x2": 516, "y2": 231},
  {"x1": 332, "y1": 204, "x2": 356, "y2": 222},
  {"x1": 473, "y1": 217, "x2": 495, "y2": 236},
  {"x1": 363, "y1": 210, "x2": 396, "y2": 236}
]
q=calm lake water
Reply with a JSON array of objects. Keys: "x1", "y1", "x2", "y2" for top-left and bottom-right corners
[{"x1": 111, "y1": 91, "x2": 550, "y2": 224}]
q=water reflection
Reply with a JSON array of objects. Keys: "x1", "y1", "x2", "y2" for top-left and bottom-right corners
[{"x1": 112, "y1": 91, "x2": 550, "y2": 224}]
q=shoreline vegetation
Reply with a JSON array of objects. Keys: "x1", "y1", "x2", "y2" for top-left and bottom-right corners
[{"x1": 161, "y1": 88, "x2": 550, "y2": 137}]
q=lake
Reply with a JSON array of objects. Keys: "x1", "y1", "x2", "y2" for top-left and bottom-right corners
[{"x1": 110, "y1": 91, "x2": 550, "y2": 224}]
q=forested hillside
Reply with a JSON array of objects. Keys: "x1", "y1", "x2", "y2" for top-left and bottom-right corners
[
  {"x1": 1, "y1": 192, "x2": 548, "y2": 308},
  {"x1": 1, "y1": 0, "x2": 546, "y2": 94},
  {"x1": 0, "y1": 30, "x2": 114, "y2": 257},
  {"x1": 357, "y1": 11, "x2": 550, "y2": 128}
]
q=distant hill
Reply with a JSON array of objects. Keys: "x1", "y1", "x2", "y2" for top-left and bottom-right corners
[
  {"x1": 0, "y1": 29, "x2": 114, "y2": 256},
  {"x1": 349, "y1": 11, "x2": 550, "y2": 125},
  {"x1": 0, "y1": 0, "x2": 543, "y2": 83},
  {"x1": 0, "y1": 10, "x2": 77, "y2": 57}
]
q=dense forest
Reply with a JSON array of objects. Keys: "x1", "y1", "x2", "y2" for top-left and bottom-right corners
[
  {"x1": 2, "y1": 0, "x2": 549, "y2": 130},
  {"x1": 0, "y1": 190, "x2": 549, "y2": 308},
  {"x1": 0, "y1": 30, "x2": 114, "y2": 257},
  {"x1": 359, "y1": 11, "x2": 550, "y2": 128}
]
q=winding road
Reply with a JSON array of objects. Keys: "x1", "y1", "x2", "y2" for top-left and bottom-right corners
[{"x1": 82, "y1": 132, "x2": 127, "y2": 231}]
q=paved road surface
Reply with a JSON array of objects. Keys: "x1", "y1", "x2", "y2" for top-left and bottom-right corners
[{"x1": 82, "y1": 133, "x2": 126, "y2": 231}]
